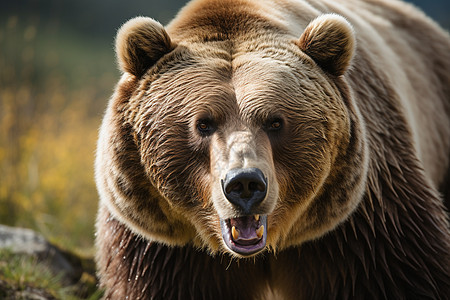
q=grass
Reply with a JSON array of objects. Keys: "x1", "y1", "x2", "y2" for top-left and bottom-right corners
[{"x1": 0, "y1": 248, "x2": 103, "y2": 299}]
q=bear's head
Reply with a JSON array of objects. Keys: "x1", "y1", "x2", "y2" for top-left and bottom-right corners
[{"x1": 96, "y1": 12, "x2": 368, "y2": 257}]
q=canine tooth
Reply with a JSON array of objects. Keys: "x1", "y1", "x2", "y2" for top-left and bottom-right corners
[
  {"x1": 232, "y1": 226, "x2": 239, "y2": 240},
  {"x1": 256, "y1": 225, "x2": 264, "y2": 239},
  {"x1": 254, "y1": 214, "x2": 260, "y2": 221}
]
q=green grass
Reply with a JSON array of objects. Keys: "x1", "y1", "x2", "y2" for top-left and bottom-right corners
[{"x1": 0, "y1": 248, "x2": 103, "y2": 299}]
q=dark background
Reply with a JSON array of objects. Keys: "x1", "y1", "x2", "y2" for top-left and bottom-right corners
[{"x1": 3, "y1": 0, "x2": 450, "y2": 38}]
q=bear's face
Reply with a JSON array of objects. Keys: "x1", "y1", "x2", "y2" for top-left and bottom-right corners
[{"x1": 98, "y1": 15, "x2": 368, "y2": 257}]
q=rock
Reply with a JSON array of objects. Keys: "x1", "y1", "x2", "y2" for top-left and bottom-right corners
[{"x1": 0, "y1": 224, "x2": 83, "y2": 284}]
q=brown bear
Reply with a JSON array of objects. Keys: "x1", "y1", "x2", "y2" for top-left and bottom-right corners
[{"x1": 95, "y1": 0, "x2": 450, "y2": 298}]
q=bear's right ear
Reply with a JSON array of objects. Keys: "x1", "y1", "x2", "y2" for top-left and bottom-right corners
[{"x1": 115, "y1": 17, "x2": 175, "y2": 77}]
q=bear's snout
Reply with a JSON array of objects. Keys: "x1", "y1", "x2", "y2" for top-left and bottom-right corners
[{"x1": 221, "y1": 167, "x2": 267, "y2": 214}]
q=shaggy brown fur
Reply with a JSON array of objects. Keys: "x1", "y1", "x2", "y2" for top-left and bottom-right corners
[{"x1": 95, "y1": 0, "x2": 450, "y2": 298}]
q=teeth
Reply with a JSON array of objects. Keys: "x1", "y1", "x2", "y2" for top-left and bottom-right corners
[
  {"x1": 256, "y1": 225, "x2": 264, "y2": 239},
  {"x1": 254, "y1": 214, "x2": 260, "y2": 221},
  {"x1": 232, "y1": 226, "x2": 239, "y2": 240}
]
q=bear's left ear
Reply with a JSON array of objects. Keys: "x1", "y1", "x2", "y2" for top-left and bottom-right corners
[
  {"x1": 115, "y1": 17, "x2": 175, "y2": 77},
  {"x1": 297, "y1": 14, "x2": 355, "y2": 76}
]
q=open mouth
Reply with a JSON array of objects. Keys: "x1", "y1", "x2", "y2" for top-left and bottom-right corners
[{"x1": 220, "y1": 215, "x2": 267, "y2": 256}]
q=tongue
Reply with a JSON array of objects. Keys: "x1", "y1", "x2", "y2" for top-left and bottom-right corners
[{"x1": 230, "y1": 216, "x2": 261, "y2": 244}]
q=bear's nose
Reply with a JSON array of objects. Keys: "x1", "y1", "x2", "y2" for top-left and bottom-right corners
[{"x1": 221, "y1": 168, "x2": 267, "y2": 214}]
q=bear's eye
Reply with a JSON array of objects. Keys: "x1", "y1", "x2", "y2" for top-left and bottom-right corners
[
  {"x1": 271, "y1": 120, "x2": 282, "y2": 129},
  {"x1": 197, "y1": 119, "x2": 216, "y2": 136},
  {"x1": 265, "y1": 118, "x2": 283, "y2": 132}
]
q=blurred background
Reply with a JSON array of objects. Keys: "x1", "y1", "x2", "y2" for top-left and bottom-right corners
[{"x1": 1, "y1": 0, "x2": 449, "y2": 254}]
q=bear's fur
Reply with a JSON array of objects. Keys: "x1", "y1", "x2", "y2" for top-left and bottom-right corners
[{"x1": 95, "y1": 0, "x2": 450, "y2": 298}]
